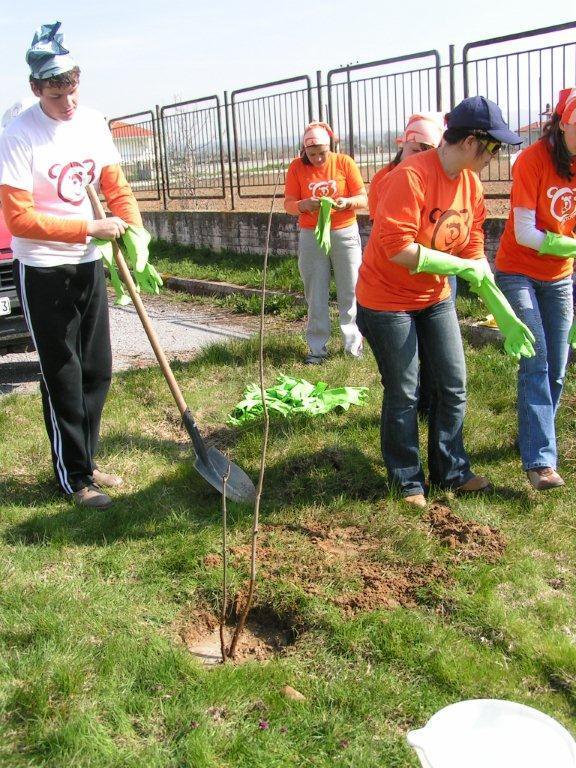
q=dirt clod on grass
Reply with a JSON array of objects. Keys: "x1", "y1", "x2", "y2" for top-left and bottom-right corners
[{"x1": 425, "y1": 503, "x2": 506, "y2": 562}]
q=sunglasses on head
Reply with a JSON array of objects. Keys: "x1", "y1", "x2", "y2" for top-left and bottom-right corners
[{"x1": 477, "y1": 137, "x2": 503, "y2": 155}]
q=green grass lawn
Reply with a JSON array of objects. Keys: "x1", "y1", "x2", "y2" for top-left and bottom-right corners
[
  {"x1": 151, "y1": 241, "x2": 303, "y2": 293},
  {"x1": 1, "y1": 323, "x2": 576, "y2": 767}
]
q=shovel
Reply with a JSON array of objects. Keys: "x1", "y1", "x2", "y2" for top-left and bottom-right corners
[{"x1": 86, "y1": 185, "x2": 256, "y2": 504}]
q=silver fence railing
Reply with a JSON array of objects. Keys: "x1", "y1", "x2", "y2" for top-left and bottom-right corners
[{"x1": 109, "y1": 21, "x2": 576, "y2": 205}]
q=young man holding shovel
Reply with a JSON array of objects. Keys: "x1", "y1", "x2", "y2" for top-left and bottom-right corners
[{"x1": 0, "y1": 22, "x2": 160, "y2": 509}]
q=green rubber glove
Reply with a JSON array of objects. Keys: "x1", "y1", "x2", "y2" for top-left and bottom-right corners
[
  {"x1": 314, "y1": 197, "x2": 337, "y2": 255},
  {"x1": 92, "y1": 238, "x2": 132, "y2": 306},
  {"x1": 117, "y1": 225, "x2": 151, "y2": 271},
  {"x1": 472, "y1": 276, "x2": 536, "y2": 359},
  {"x1": 538, "y1": 231, "x2": 576, "y2": 259},
  {"x1": 135, "y1": 262, "x2": 163, "y2": 295},
  {"x1": 118, "y1": 225, "x2": 163, "y2": 294},
  {"x1": 568, "y1": 321, "x2": 576, "y2": 350},
  {"x1": 414, "y1": 245, "x2": 488, "y2": 288}
]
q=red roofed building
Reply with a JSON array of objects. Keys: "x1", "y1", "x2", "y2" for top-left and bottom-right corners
[
  {"x1": 109, "y1": 119, "x2": 155, "y2": 183},
  {"x1": 517, "y1": 104, "x2": 553, "y2": 146}
]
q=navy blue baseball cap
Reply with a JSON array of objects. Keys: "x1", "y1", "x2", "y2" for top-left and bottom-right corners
[{"x1": 447, "y1": 96, "x2": 522, "y2": 145}]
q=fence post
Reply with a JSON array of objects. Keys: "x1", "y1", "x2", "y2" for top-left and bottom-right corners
[
  {"x1": 155, "y1": 104, "x2": 167, "y2": 210},
  {"x1": 224, "y1": 91, "x2": 235, "y2": 211},
  {"x1": 316, "y1": 70, "x2": 323, "y2": 121},
  {"x1": 449, "y1": 45, "x2": 456, "y2": 110},
  {"x1": 346, "y1": 66, "x2": 354, "y2": 157}
]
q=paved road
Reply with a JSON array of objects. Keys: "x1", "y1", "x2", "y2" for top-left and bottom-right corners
[{"x1": 0, "y1": 294, "x2": 255, "y2": 396}]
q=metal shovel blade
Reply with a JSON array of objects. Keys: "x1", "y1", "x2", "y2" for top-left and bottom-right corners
[
  {"x1": 194, "y1": 446, "x2": 257, "y2": 504},
  {"x1": 183, "y1": 409, "x2": 256, "y2": 503}
]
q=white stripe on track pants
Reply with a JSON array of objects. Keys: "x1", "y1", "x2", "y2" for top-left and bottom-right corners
[{"x1": 15, "y1": 258, "x2": 112, "y2": 494}]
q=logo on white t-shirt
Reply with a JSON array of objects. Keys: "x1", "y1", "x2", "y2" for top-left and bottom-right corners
[
  {"x1": 308, "y1": 179, "x2": 337, "y2": 199},
  {"x1": 547, "y1": 185, "x2": 576, "y2": 224},
  {"x1": 48, "y1": 159, "x2": 96, "y2": 205}
]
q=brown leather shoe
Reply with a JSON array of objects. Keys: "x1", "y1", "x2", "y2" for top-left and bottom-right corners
[
  {"x1": 455, "y1": 475, "x2": 492, "y2": 493},
  {"x1": 71, "y1": 484, "x2": 113, "y2": 509},
  {"x1": 92, "y1": 469, "x2": 124, "y2": 488},
  {"x1": 526, "y1": 467, "x2": 565, "y2": 491},
  {"x1": 403, "y1": 493, "x2": 427, "y2": 508}
]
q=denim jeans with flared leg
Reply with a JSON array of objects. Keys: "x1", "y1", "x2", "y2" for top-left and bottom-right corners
[
  {"x1": 357, "y1": 297, "x2": 473, "y2": 498},
  {"x1": 495, "y1": 271, "x2": 573, "y2": 471}
]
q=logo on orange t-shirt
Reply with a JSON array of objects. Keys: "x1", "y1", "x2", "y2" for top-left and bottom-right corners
[
  {"x1": 547, "y1": 185, "x2": 576, "y2": 224},
  {"x1": 308, "y1": 179, "x2": 338, "y2": 199},
  {"x1": 429, "y1": 207, "x2": 470, "y2": 252}
]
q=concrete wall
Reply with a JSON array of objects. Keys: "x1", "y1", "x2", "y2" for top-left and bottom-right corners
[{"x1": 142, "y1": 210, "x2": 506, "y2": 263}]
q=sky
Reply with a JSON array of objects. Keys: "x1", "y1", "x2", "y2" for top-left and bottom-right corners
[{"x1": 1, "y1": 2, "x2": 575, "y2": 119}]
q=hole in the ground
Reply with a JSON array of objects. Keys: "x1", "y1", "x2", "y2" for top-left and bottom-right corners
[{"x1": 178, "y1": 602, "x2": 300, "y2": 666}]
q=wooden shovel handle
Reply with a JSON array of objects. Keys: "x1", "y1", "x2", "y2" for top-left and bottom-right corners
[{"x1": 86, "y1": 185, "x2": 188, "y2": 416}]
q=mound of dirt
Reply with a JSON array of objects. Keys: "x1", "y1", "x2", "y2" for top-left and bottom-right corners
[
  {"x1": 424, "y1": 503, "x2": 506, "y2": 562},
  {"x1": 230, "y1": 523, "x2": 449, "y2": 616}
]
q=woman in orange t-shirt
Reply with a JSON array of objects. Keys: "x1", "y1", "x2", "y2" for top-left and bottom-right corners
[
  {"x1": 284, "y1": 122, "x2": 367, "y2": 364},
  {"x1": 368, "y1": 113, "x2": 446, "y2": 419},
  {"x1": 356, "y1": 97, "x2": 524, "y2": 508},
  {"x1": 495, "y1": 88, "x2": 576, "y2": 491}
]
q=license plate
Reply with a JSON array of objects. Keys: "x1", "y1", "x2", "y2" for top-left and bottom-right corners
[{"x1": 0, "y1": 296, "x2": 11, "y2": 316}]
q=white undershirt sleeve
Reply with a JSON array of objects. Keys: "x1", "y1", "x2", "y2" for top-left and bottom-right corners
[{"x1": 514, "y1": 207, "x2": 546, "y2": 252}]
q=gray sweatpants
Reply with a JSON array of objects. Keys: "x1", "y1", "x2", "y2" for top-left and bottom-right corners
[{"x1": 298, "y1": 224, "x2": 363, "y2": 357}]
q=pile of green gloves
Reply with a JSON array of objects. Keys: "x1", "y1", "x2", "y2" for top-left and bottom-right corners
[
  {"x1": 93, "y1": 225, "x2": 163, "y2": 305},
  {"x1": 314, "y1": 197, "x2": 338, "y2": 255},
  {"x1": 414, "y1": 244, "x2": 536, "y2": 360},
  {"x1": 228, "y1": 374, "x2": 368, "y2": 425}
]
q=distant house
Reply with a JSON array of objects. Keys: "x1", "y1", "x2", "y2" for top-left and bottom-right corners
[
  {"x1": 517, "y1": 104, "x2": 553, "y2": 147},
  {"x1": 109, "y1": 120, "x2": 155, "y2": 182}
]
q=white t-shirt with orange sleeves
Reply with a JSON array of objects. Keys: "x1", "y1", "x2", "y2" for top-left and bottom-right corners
[
  {"x1": 496, "y1": 138, "x2": 576, "y2": 281},
  {"x1": 357, "y1": 149, "x2": 486, "y2": 312},
  {"x1": 284, "y1": 152, "x2": 365, "y2": 230},
  {"x1": 0, "y1": 103, "x2": 120, "y2": 267}
]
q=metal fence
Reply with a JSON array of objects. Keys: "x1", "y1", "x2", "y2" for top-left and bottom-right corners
[{"x1": 109, "y1": 21, "x2": 576, "y2": 205}]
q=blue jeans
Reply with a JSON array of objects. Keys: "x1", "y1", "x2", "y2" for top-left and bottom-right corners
[
  {"x1": 418, "y1": 276, "x2": 458, "y2": 415},
  {"x1": 495, "y1": 271, "x2": 573, "y2": 471},
  {"x1": 357, "y1": 299, "x2": 473, "y2": 498}
]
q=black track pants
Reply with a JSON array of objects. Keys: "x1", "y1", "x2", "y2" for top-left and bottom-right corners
[{"x1": 14, "y1": 259, "x2": 112, "y2": 493}]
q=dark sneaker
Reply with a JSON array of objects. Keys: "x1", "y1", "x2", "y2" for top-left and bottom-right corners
[
  {"x1": 92, "y1": 469, "x2": 124, "y2": 487},
  {"x1": 71, "y1": 484, "x2": 113, "y2": 509},
  {"x1": 304, "y1": 354, "x2": 326, "y2": 365},
  {"x1": 526, "y1": 467, "x2": 565, "y2": 491}
]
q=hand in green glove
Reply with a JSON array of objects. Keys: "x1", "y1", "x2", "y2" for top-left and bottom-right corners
[
  {"x1": 471, "y1": 276, "x2": 536, "y2": 359},
  {"x1": 568, "y1": 321, "x2": 576, "y2": 350},
  {"x1": 118, "y1": 225, "x2": 163, "y2": 294},
  {"x1": 92, "y1": 238, "x2": 131, "y2": 306},
  {"x1": 413, "y1": 245, "x2": 489, "y2": 288},
  {"x1": 538, "y1": 231, "x2": 576, "y2": 259},
  {"x1": 314, "y1": 197, "x2": 337, "y2": 255}
]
